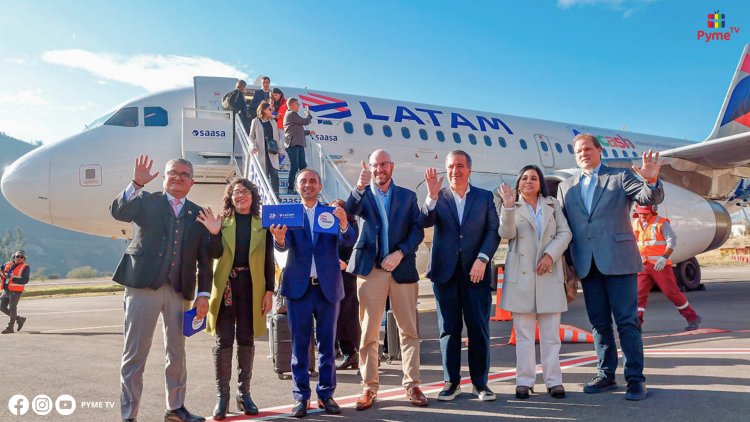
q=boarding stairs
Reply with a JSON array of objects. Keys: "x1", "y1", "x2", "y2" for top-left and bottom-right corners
[{"x1": 181, "y1": 108, "x2": 352, "y2": 206}]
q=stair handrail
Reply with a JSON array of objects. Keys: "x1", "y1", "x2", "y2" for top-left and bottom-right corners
[
  {"x1": 232, "y1": 114, "x2": 279, "y2": 205},
  {"x1": 306, "y1": 140, "x2": 353, "y2": 203}
]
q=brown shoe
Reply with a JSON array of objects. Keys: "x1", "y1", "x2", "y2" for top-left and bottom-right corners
[
  {"x1": 548, "y1": 385, "x2": 566, "y2": 399},
  {"x1": 356, "y1": 390, "x2": 376, "y2": 411},
  {"x1": 406, "y1": 386, "x2": 428, "y2": 407}
]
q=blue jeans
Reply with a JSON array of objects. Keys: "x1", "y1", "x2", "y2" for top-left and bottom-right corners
[
  {"x1": 581, "y1": 261, "x2": 645, "y2": 383},
  {"x1": 286, "y1": 146, "x2": 307, "y2": 192}
]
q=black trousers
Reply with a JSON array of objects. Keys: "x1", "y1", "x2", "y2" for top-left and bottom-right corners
[
  {"x1": 336, "y1": 272, "x2": 360, "y2": 355},
  {"x1": 216, "y1": 271, "x2": 254, "y2": 348},
  {"x1": 265, "y1": 152, "x2": 280, "y2": 196}
]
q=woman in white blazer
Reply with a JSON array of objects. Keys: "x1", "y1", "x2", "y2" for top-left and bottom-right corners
[
  {"x1": 249, "y1": 102, "x2": 286, "y2": 196},
  {"x1": 496, "y1": 165, "x2": 572, "y2": 400}
]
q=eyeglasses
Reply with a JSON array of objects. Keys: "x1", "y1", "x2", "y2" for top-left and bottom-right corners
[
  {"x1": 232, "y1": 190, "x2": 251, "y2": 197},
  {"x1": 167, "y1": 171, "x2": 192, "y2": 180}
]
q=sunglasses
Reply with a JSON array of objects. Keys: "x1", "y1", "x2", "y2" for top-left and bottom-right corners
[{"x1": 14, "y1": 255, "x2": 24, "y2": 259}]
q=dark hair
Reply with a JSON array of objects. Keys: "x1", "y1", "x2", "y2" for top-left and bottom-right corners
[
  {"x1": 295, "y1": 168, "x2": 321, "y2": 185},
  {"x1": 262, "y1": 76, "x2": 270, "y2": 83},
  {"x1": 514, "y1": 165, "x2": 548, "y2": 201},
  {"x1": 272, "y1": 88, "x2": 286, "y2": 111},
  {"x1": 257, "y1": 102, "x2": 271, "y2": 120},
  {"x1": 329, "y1": 198, "x2": 356, "y2": 226},
  {"x1": 222, "y1": 178, "x2": 261, "y2": 218},
  {"x1": 447, "y1": 150, "x2": 472, "y2": 169},
  {"x1": 573, "y1": 133, "x2": 602, "y2": 150}
]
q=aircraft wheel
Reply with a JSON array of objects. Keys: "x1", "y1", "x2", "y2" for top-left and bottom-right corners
[{"x1": 674, "y1": 257, "x2": 702, "y2": 291}]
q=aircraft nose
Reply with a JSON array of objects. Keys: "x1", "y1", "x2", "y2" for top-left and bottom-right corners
[{"x1": 1, "y1": 146, "x2": 51, "y2": 224}]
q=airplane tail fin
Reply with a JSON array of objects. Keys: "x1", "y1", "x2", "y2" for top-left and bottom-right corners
[{"x1": 706, "y1": 44, "x2": 750, "y2": 140}]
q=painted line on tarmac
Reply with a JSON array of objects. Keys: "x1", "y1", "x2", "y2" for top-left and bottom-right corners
[
  {"x1": 643, "y1": 348, "x2": 750, "y2": 355},
  {"x1": 39, "y1": 324, "x2": 124, "y2": 333},
  {"x1": 224, "y1": 354, "x2": 601, "y2": 421},
  {"x1": 23, "y1": 308, "x2": 120, "y2": 316}
]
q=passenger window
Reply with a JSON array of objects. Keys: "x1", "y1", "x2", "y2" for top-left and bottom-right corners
[
  {"x1": 436, "y1": 130, "x2": 446, "y2": 142},
  {"x1": 105, "y1": 107, "x2": 138, "y2": 127},
  {"x1": 383, "y1": 125, "x2": 392, "y2": 137},
  {"x1": 452, "y1": 132, "x2": 461, "y2": 143},
  {"x1": 612, "y1": 149, "x2": 619, "y2": 158},
  {"x1": 468, "y1": 134, "x2": 477, "y2": 145},
  {"x1": 402, "y1": 127, "x2": 411, "y2": 139},
  {"x1": 602, "y1": 149, "x2": 609, "y2": 157},
  {"x1": 419, "y1": 129, "x2": 428, "y2": 140},
  {"x1": 519, "y1": 139, "x2": 528, "y2": 150},
  {"x1": 555, "y1": 143, "x2": 563, "y2": 153},
  {"x1": 632, "y1": 151, "x2": 638, "y2": 157},
  {"x1": 144, "y1": 107, "x2": 168, "y2": 127},
  {"x1": 483, "y1": 135, "x2": 492, "y2": 146},
  {"x1": 498, "y1": 137, "x2": 507, "y2": 148},
  {"x1": 364, "y1": 123, "x2": 373, "y2": 136},
  {"x1": 321, "y1": 120, "x2": 333, "y2": 125},
  {"x1": 567, "y1": 144, "x2": 574, "y2": 154},
  {"x1": 344, "y1": 122, "x2": 354, "y2": 134},
  {"x1": 540, "y1": 141, "x2": 549, "y2": 152}
]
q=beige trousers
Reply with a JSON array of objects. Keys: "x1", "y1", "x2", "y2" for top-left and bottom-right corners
[
  {"x1": 513, "y1": 312, "x2": 563, "y2": 388},
  {"x1": 357, "y1": 267, "x2": 420, "y2": 392}
]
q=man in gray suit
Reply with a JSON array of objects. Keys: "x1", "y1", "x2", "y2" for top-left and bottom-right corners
[
  {"x1": 557, "y1": 133, "x2": 664, "y2": 401},
  {"x1": 111, "y1": 155, "x2": 216, "y2": 422},
  {"x1": 283, "y1": 97, "x2": 315, "y2": 194}
]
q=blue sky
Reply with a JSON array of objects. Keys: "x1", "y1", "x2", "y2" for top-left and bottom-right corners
[{"x1": 0, "y1": 0, "x2": 748, "y2": 143}]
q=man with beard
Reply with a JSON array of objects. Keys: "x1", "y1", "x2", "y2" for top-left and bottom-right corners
[{"x1": 345, "y1": 149, "x2": 427, "y2": 410}]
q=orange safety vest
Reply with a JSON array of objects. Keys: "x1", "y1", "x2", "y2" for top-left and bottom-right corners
[
  {"x1": 1, "y1": 262, "x2": 29, "y2": 292},
  {"x1": 632, "y1": 215, "x2": 671, "y2": 265}
]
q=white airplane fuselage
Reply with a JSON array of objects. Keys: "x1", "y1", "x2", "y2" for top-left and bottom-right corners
[{"x1": 1, "y1": 78, "x2": 731, "y2": 267}]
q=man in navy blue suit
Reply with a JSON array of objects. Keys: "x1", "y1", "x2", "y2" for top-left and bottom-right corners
[
  {"x1": 345, "y1": 149, "x2": 427, "y2": 410},
  {"x1": 421, "y1": 150, "x2": 500, "y2": 402},
  {"x1": 270, "y1": 169, "x2": 356, "y2": 418}
]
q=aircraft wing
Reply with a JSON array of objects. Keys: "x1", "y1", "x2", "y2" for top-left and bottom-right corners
[{"x1": 658, "y1": 131, "x2": 750, "y2": 201}]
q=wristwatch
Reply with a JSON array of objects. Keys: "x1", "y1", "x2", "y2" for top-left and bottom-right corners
[
  {"x1": 662, "y1": 254, "x2": 669, "y2": 259},
  {"x1": 478, "y1": 256, "x2": 489, "y2": 264}
]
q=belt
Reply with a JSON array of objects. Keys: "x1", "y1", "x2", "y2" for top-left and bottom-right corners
[
  {"x1": 310, "y1": 277, "x2": 319, "y2": 286},
  {"x1": 230, "y1": 266, "x2": 250, "y2": 278}
]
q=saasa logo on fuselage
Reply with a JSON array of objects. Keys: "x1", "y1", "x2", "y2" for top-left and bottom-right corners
[
  {"x1": 571, "y1": 128, "x2": 636, "y2": 150},
  {"x1": 302, "y1": 91, "x2": 514, "y2": 134}
]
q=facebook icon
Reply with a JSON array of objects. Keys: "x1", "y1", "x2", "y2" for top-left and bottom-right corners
[{"x1": 8, "y1": 394, "x2": 29, "y2": 415}]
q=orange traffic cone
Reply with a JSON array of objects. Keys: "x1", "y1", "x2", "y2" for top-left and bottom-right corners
[
  {"x1": 559, "y1": 324, "x2": 594, "y2": 343},
  {"x1": 508, "y1": 324, "x2": 593, "y2": 345},
  {"x1": 490, "y1": 266, "x2": 512, "y2": 321}
]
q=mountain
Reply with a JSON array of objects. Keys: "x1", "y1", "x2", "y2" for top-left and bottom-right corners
[{"x1": 0, "y1": 132, "x2": 124, "y2": 278}]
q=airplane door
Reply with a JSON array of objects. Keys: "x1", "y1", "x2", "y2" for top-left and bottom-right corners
[{"x1": 533, "y1": 134, "x2": 555, "y2": 168}]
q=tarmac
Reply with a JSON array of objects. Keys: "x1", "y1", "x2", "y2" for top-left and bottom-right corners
[{"x1": 0, "y1": 267, "x2": 748, "y2": 421}]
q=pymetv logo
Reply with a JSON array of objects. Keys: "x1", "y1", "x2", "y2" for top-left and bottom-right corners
[{"x1": 698, "y1": 10, "x2": 740, "y2": 43}]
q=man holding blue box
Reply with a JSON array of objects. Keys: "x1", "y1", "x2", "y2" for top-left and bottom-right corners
[{"x1": 270, "y1": 168, "x2": 356, "y2": 418}]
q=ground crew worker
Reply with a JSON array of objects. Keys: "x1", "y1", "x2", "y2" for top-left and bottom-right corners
[
  {"x1": 0, "y1": 250, "x2": 30, "y2": 334},
  {"x1": 632, "y1": 206, "x2": 701, "y2": 331}
]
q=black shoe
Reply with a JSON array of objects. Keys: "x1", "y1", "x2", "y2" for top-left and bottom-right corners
[
  {"x1": 317, "y1": 397, "x2": 341, "y2": 414},
  {"x1": 291, "y1": 400, "x2": 308, "y2": 418},
  {"x1": 515, "y1": 385, "x2": 533, "y2": 399},
  {"x1": 625, "y1": 381, "x2": 648, "y2": 401},
  {"x1": 213, "y1": 394, "x2": 229, "y2": 420},
  {"x1": 237, "y1": 392, "x2": 258, "y2": 415},
  {"x1": 336, "y1": 354, "x2": 359, "y2": 370},
  {"x1": 583, "y1": 375, "x2": 617, "y2": 394},
  {"x1": 164, "y1": 406, "x2": 205, "y2": 422},
  {"x1": 123, "y1": 419, "x2": 137, "y2": 422},
  {"x1": 437, "y1": 382, "x2": 461, "y2": 401},
  {"x1": 472, "y1": 385, "x2": 496, "y2": 401},
  {"x1": 1, "y1": 326, "x2": 13, "y2": 334},
  {"x1": 685, "y1": 315, "x2": 702, "y2": 331},
  {"x1": 16, "y1": 316, "x2": 25, "y2": 331}
]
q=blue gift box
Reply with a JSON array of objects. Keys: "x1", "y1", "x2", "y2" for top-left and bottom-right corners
[
  {"x1": 183, "y1": 307, "x2": 206, "y2": 337},
  {"x1": 262, "y1": 203, "x2": 304, "y2": 228},
  {"x1": 313, "y1": 205, "x2": 340, "y2": 235}
]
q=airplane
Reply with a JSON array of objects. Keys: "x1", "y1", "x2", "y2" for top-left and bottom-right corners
[{"x1": 4, "y1": 46, "x2": 750, "y2": 292}]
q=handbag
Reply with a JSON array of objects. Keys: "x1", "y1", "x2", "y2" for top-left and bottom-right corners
[
  {"x1": 265, "y1": 136, "x2": 280, "y2": 155},
  {"x1": 561, "y1": 256, "x2": 579, "y2": 304}
]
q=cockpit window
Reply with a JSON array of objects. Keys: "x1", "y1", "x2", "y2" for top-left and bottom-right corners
[
  {"x1": 144, "y1": 107, "x2": 168, "y2": 127},
  {"x1": 104, "y1": 107, "x2": 139, "y2": 127},
  {"x1": 86, "y1": 110, "x2": 115, "y2": 130}
]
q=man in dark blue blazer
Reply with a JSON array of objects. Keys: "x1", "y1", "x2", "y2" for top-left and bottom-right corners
[
  {"x1": 271, "y1": 169, "x2": 356, "y2": 418},
  {"x1": 345, "y1": 149, "x2": 427, "y2": 410},
  {"x1": 421, "y1": 150, "x2": 500, "y2": 402}
]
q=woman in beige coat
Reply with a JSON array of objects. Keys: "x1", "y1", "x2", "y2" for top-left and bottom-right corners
[
  {"x1": 249, "y1": 102, "x2": 286, "y2": 197},
  {"x1": 496, "y1": 165, "x2": 572, "y2": 400}
]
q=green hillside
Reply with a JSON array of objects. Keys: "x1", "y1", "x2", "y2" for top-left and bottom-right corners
[{"x1": 0, "y1": 132, "x2": 124, "y2": 278}]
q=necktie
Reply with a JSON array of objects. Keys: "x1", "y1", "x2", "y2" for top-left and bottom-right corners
[{"x1": 171, "y1": 198, "x2": 182, "y2": 217}]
